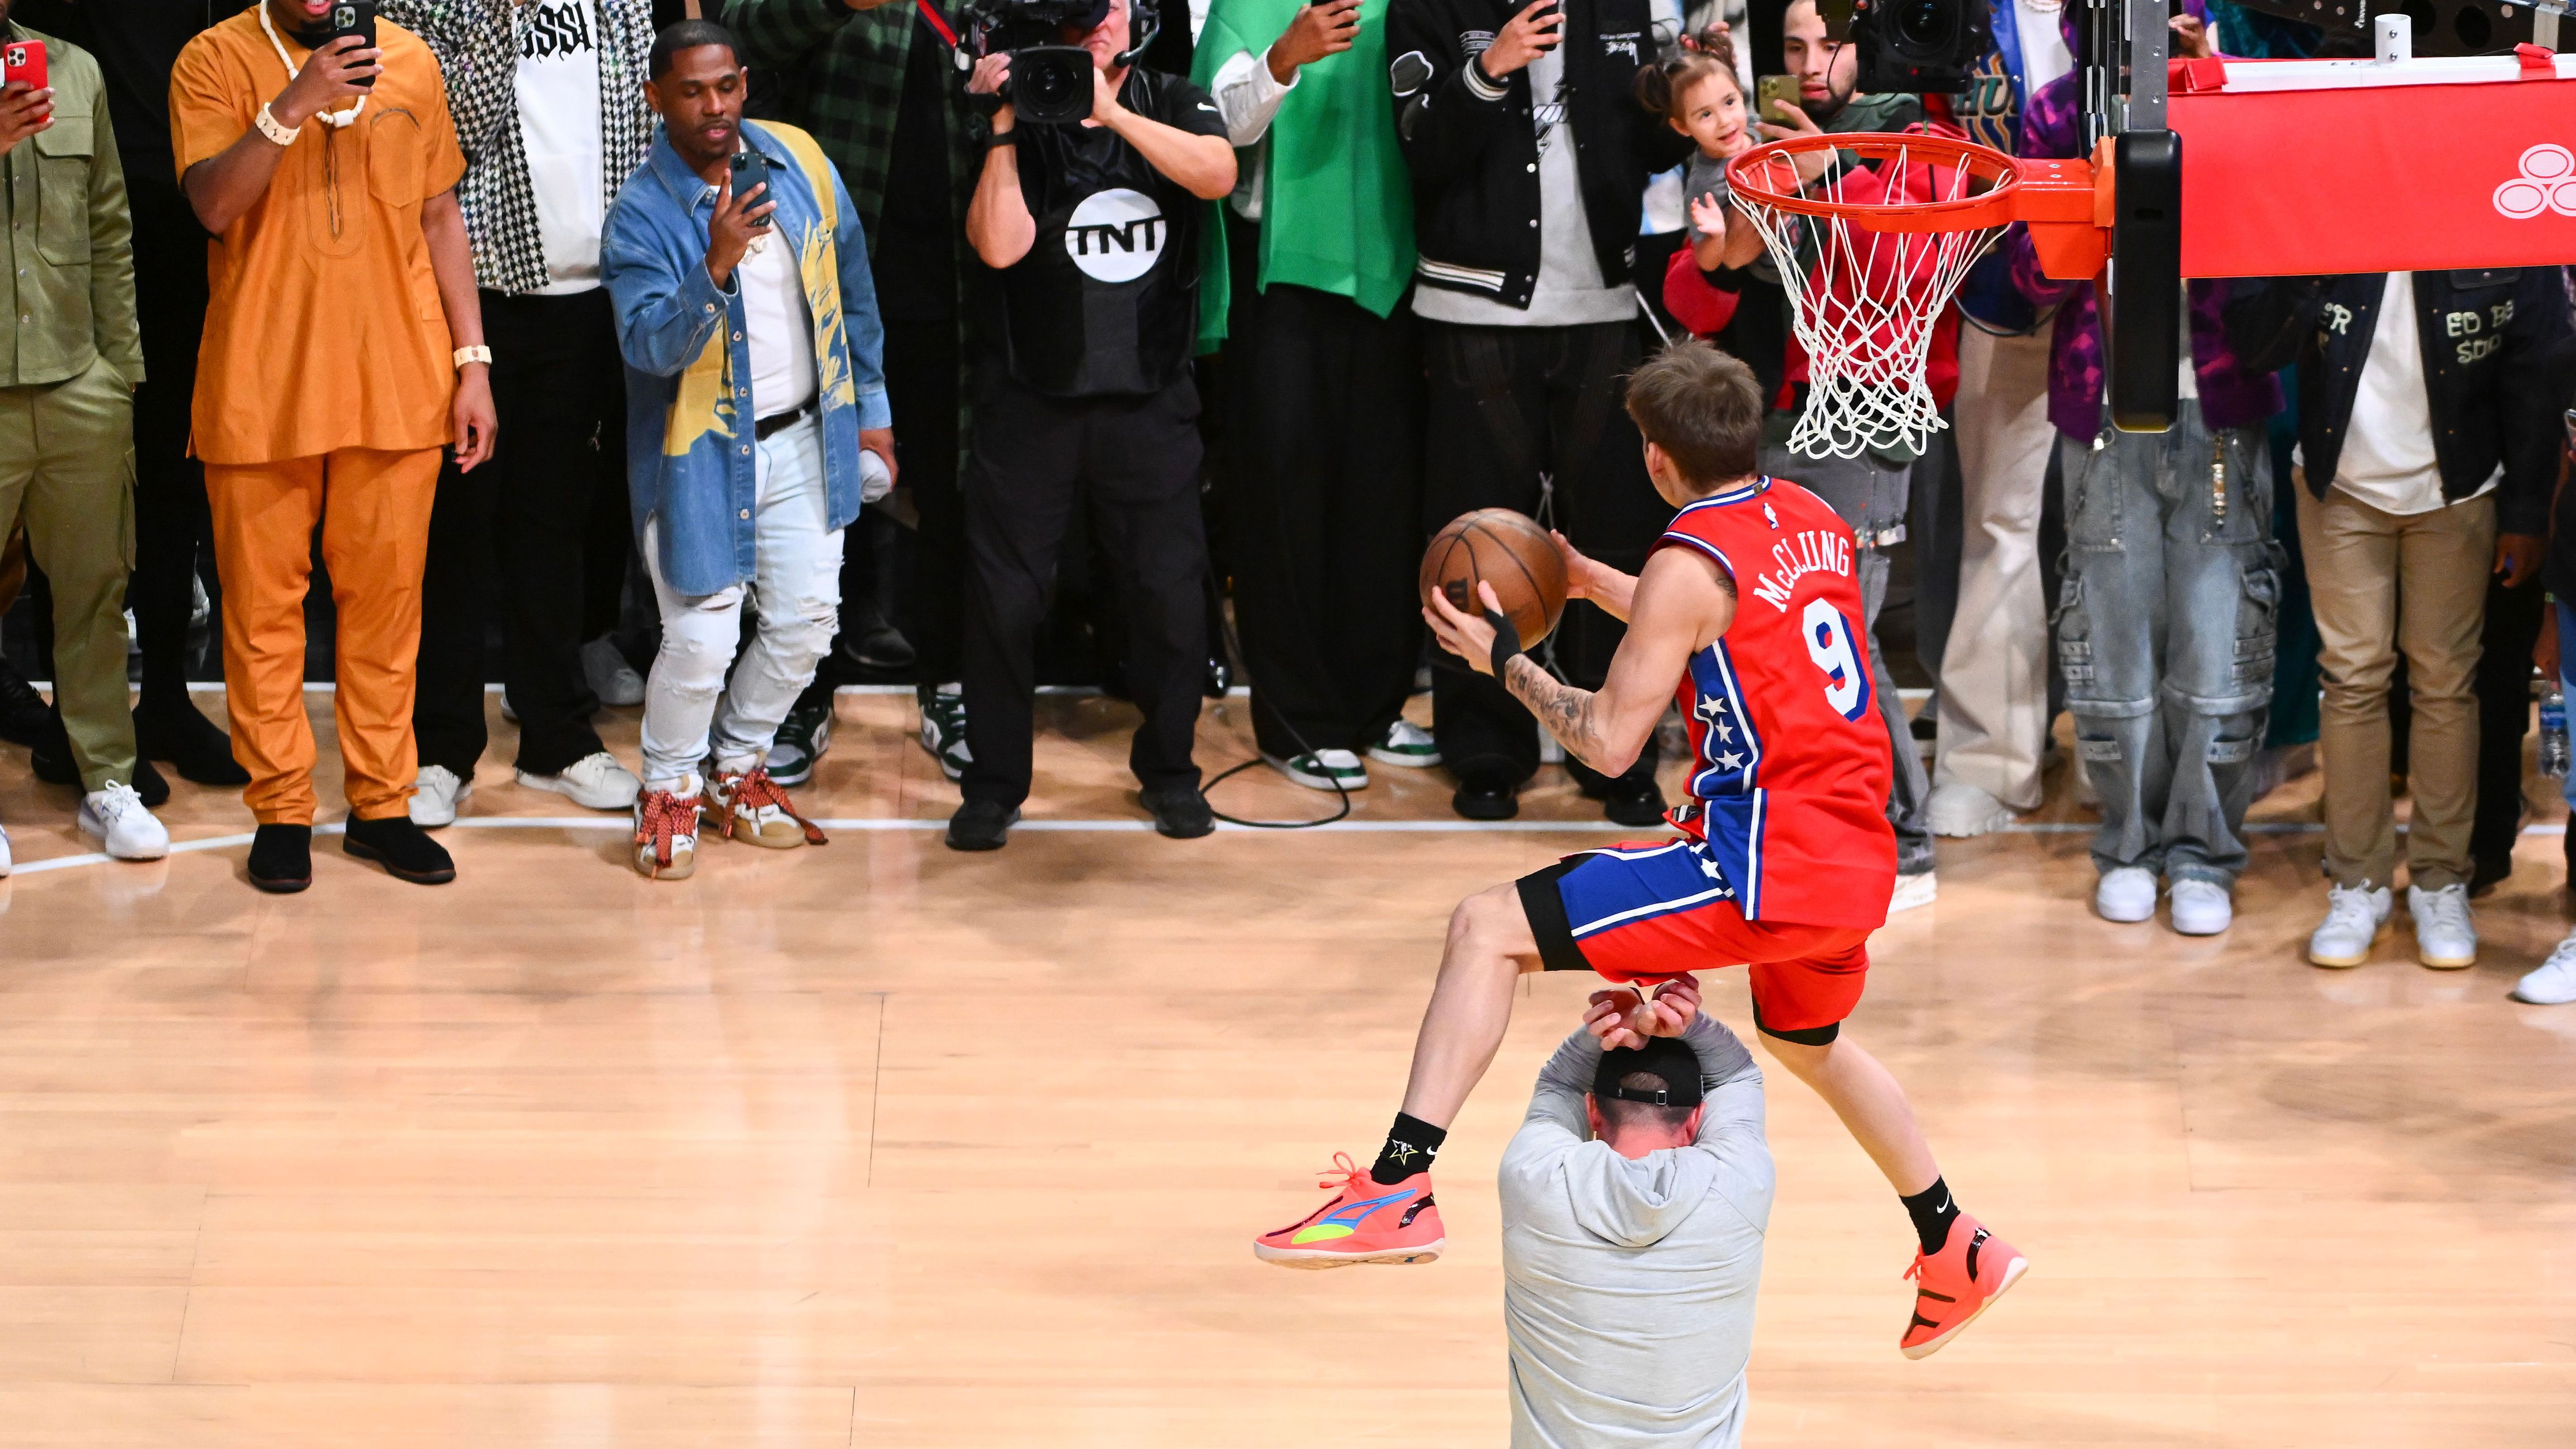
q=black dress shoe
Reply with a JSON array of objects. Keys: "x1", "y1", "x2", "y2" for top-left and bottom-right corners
[
  {"x1": 30, "y1": 731, "x2": 168, "y2": 806},
  {"x1": 1451, "y1": 767, "x2": 1518, "y2": 821},
  {"x1": 945, "y1": 799, "x2": 1019, "y2": 851},
  {"x1": 1143, "y1": 784, "x2": 1215, "y2": 839},
  {"x1": 0, "y1": 660, "x2": 49, "y2": 747},
  {"x1": 1601, "y1": 776, "x2": 1670, "y2": 828},
  {"x1": 342, "y1": 815, "x2": 456, "y2": 884},
  {"x1": 247, "y1": 823, "x2": 313, "y2": 894},
  {"x1": 137, "y1": 702, "x2": 251, "y2": 787}
]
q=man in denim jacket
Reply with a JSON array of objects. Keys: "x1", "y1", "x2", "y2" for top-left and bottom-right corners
[{"x1": 603, "y1": 19, "x2": 893, "y2": 881}]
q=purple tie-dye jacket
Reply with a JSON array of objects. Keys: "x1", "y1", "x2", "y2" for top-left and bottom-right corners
[{"x1": 1999, "y1": 24, "x2": 2280, "y2": 440}]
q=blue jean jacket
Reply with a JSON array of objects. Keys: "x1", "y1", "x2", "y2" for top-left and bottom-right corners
[{"x1": 603, "y1": 121, "x2": 891, "y2": 598}]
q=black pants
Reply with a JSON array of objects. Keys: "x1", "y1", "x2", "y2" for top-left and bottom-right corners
[
  {"x1": 1420, "y1": 317, "x2": 1665, "y2": 788},
  {"x1": 960, "y1": 371, "x2": 1208, "y2": 807},
  {"x1": 890, "y1": 315, "x2": 966, "y2": 683},
  {"x1": 128, "y1": 173, "x2": 217, "y2": 712},
  {"x1": 2474, "y1": 568, "x2": 2547, "y2": 867},
  {"x1": 1226, "y1": 273, "x2": 1425, "y2": 757},
  {"x1": 412, "y1": 289, "x2": 623, "y2": 780}
]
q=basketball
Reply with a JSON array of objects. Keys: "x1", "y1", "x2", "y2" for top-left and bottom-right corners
[{"x1": 1419, "y1": 509, "x2": 1568, "y2": 651}]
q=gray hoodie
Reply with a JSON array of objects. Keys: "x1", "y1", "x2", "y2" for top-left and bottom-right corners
[{"x1": 1496, "y1": 1016, "x2": 1772, "y2": 1448}]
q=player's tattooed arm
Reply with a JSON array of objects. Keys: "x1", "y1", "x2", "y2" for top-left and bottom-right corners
[{"x1": 1502, "y1": 657, "x2": 1619, "y2": 775}]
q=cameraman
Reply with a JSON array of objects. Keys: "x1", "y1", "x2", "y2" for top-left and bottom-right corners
[{"x1": 946, "y1": 0, "x2": 1235, "y2": 852}]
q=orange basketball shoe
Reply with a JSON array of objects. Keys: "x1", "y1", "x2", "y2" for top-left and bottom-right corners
[
  {"x1": 1899, "y1": 1214, "x2": 2027, "y2": 1359},
  {"x1": 1253, "y1": 1153, "x2": 1444, "y2": 1268}
]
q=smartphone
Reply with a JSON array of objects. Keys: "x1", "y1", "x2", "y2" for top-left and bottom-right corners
[
  {"x1": 2, "y1": 39, "x2": 45, "y2": 96},
  {"x1": 728, "y1": 149, "x2": 773, "y2": 230},
  {"x1": 1757, "y1": 74, "x2": 1799, "y2": 124},
  {"x1": 323, "y1": 2, "x2": 378, "y2": 90}
]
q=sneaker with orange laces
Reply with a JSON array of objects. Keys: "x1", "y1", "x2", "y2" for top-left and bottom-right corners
[
  {"x1": 1253, "y1": 1153, "x2": 1444, "y2": 1268},
  {"x1": 632, "y1": 782, "x2": 702, "y2": 881},
  {"x1": 1899, "y1": 1212, "x2": 2027, "y2": 1359},
  {"x1": 704, "y1": 763, "x2": 827, "y2": 850}
]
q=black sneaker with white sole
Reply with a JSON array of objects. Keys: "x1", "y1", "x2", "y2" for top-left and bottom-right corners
[
  {"x1": 768, "y1": 699, "x2": 834, "y2": 788},
  {"x1": 919, "y1": 685, "x2": 971, "y2": 781}
]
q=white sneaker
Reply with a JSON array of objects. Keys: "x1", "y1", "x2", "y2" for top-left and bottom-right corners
[
  {"x1": 1927, "y1": 781, "x2": 2013, "y2": 838},
  {"x1": 519, "y1": 751, "x2": 641, "y2": 811},
  {"x1": 2167, "y1": 879, "x2": 2233, "y2": 936},
  {"x1": 1888, "y1": 869, "x2": 1937, "y2": 913},
  {"x1": 2308, "y1": 883, "x2": 2393, "y2": 968},
  {"x1": 1367, "y1": 718, "x2": 1442, "y2": 769},
  {"x1": 2094, "y1": 866, "x2": 2157, "y2": 923},
  {"x1": 2513, "y1": 934, "x2": 2576, "y2": 1004},
  {"x1": 78, "y1": 782, "x2": 169, "y2": 861},
  {"x1": 582, "y1": 637, "x2": 646, "y2": 707},
  {"x1": 410, "y1": 765, "x2": 471, "y2": 828},
  {"x1": 1267, "y1": 748, "x2": 1368, "y2": 792},
  {"x1": 2406, "y1": 883, "x2": 2477, "y2": 970}
]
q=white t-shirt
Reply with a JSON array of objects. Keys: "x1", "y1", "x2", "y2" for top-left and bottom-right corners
[
  {"x1": 2015, "y1": 0, "x2": 2077, "y2": 95},
  {"x1": 1414, "y1": 45, "x2": 1637, "y2": 328},
  {"x1": 740, "y1": 226, "x2": 818, "y2": 425},
  {"x1": 2324, "y1": 272, "x2": 2494, "y2": 514},
  {"x1": 515, "y1": 1, "x2": 608, "y2": 295}
]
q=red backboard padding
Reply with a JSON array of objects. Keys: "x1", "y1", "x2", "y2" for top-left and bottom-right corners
[{"x1": 2170, "y1": 74, "x2": 2576, "y2": 277}]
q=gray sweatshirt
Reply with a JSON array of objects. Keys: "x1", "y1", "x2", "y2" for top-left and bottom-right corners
[{"x1": 1497, "y1": 1017, "x2": 1773, "y2": 1449}]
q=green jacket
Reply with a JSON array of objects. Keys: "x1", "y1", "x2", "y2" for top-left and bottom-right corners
[{"x1": 0, "y1": 24, "x2": 140, "y2": 390}]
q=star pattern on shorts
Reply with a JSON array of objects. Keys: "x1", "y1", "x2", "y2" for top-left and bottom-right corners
[{"x1": 1715, "y1": 749, "x2": 1746, "y2": 771}]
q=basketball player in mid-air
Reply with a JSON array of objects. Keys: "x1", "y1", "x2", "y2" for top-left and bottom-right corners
[{"x1": 1254, "y1": 342, "x2": 2026, "y2": 1358}]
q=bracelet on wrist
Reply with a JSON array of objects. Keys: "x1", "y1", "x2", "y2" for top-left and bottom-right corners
[{"x1": 255, "y1": 103, "x2": 299, "y2": 146}]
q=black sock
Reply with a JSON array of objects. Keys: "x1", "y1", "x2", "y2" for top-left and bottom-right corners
[
  {"x1": 1371, "y1": 1113, "x2": 1447, "y2": 1184},
  {"x1": 1900, "y1": 1176, "x2": 1960, "y2": 1255}
]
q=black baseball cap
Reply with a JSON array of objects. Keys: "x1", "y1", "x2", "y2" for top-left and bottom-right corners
[{"x1": 1591, "y1": 1037, "x2": 1704, "y2": 1108}]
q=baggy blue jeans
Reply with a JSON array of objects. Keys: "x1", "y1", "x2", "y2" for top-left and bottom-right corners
[{"x1": 2054, "y1": 400, "x2": 2279, "y2": 887}]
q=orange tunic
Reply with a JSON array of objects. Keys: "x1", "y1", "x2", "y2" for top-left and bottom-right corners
[{"x1": 169, "y1": 12, "x2": 466, "y2": 465}]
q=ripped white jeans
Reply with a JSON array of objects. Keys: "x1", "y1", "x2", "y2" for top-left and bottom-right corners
[{"x1": 638, "y1": 414, "x2": 844, "y2": 788}]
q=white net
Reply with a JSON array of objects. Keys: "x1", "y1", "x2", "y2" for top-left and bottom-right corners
[{"x1": 1732, "y1": 140, "x2": 2010, "y2": 461}]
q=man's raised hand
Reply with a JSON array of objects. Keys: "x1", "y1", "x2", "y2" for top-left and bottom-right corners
[
  {"x1": 703, "y1": 173, "x2": 776, "y2": 288},
  {"x1": 1478, "y1": 0, "x2": 1564, "y2": 81},
  {"x1": 273, "y1": 36, "x2": 381, "y2": 129},
  {"x1": 1269, "y1": 0, "x2": 1360, "y2": 81}
]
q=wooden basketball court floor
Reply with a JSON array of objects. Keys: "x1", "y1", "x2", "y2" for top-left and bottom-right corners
[{"x1": 2, "y1": 685, "x2": 2574, "y2": 1446}]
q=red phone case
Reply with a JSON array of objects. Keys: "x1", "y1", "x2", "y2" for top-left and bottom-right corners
[{"x1": 3, "y1": 39, "x2": 46, "y2": 95}]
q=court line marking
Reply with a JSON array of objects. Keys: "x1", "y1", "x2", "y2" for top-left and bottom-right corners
[
  {"x1": 40, "y1": 682, "x2": 1945, "y2": 701},
  {"x1": 7, "y1": 815, "x2": 2563, "y2": 879}
]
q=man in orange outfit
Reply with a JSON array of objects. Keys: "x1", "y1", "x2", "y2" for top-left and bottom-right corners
[{"x1": 171, "y1": 0, "x2": 496, "y2": 892}]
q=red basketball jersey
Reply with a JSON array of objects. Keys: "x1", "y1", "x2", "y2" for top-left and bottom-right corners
[{"x1": 1652, "y1": 477, "x2": 1896, "y2": 929}]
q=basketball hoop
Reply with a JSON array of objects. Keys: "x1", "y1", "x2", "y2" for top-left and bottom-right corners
[{"x1": 1725, "y1": 132, "x2": 2023, "y2": 462}]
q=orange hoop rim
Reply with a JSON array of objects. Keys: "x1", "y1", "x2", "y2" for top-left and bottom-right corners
[{"x1": 1724, "y1": 132, "x2": 2023, "y2": 233}]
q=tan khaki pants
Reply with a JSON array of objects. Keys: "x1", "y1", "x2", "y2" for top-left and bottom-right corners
[
  {"x1": 1934, "y1": 322, "x2": 2058, "y2": 810},
  {"x1": 2293, "y1": 475, "x2": 2494, "y2": 890}
]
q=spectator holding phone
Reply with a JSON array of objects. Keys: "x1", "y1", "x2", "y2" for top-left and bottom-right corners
[
  {"x1": 172, "y1": 0, "x2": 495, "y2": 892},
  {"x1": 945, "y1": 0, "x2": 1235, "y2": 852},
  {"x1": 1387, "y1": 0, "x2": 1691, "y2": 824},
  {"x1": 0, "y1": 6, "x2": 165, "y2": 872},
  {"x1": 718, "y1": 0, "x2": 987, "y2": 787},
  {"x1": 1193, "y1": 0, "x2": 1434, "y2": 796},
  {"x1": 602, "y1": 21, "x2": 894, "y2": 880},
  {"x1": 382, "y1": 0, "x2": 657, "y2": 833}
]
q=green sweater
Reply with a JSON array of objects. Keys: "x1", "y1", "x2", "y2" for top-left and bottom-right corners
[{"x1": 1190, "y1": 0, "x2": 1416, "y2": 347}]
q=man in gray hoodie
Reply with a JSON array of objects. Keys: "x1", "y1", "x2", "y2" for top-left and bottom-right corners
[{"x1": 1500, "y1": 986, "x2": 1771, "y2": 1447}]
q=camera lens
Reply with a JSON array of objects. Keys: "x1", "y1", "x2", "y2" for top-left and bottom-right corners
[
  {"x1": 1895, "y1": 0, "x2": 1952, "y2": 48},
  {"x1": 1025, "y1": 60, "x2": 1076, "y2": 108}
]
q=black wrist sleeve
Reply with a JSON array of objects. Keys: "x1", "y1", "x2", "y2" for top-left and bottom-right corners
[{"x1": 1486, "y1": 608, "x2": 1523, "y2": 679}]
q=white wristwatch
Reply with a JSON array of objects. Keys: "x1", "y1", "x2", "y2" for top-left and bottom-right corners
[
  {"x1": 254, "y1": 104, "x2": 299, "y2": 147},
  {"x1": 453, "y1": 345, "x2": 493, "y2": 369}
]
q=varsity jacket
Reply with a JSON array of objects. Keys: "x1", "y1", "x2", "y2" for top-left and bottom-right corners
[
  {"x1": 2224, "y1": 269, "x2": 2568, "y2": 537},
  {"x1": 1386, "y1": 0, "x2": 1690, "y2": 308}
]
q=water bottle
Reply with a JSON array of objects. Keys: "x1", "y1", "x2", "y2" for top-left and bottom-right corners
[{"x1": 2542, "y1": 680, "x2": 2570, "y2": 780}]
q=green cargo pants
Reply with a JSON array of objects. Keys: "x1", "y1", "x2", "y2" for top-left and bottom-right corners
[{"x1": 0, "y1": 355, "x2": 138, "y2": 791}]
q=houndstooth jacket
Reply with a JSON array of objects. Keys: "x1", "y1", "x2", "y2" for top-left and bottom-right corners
[{"x1": 382, "y1": 0, "x2": 657, "y2": 296}]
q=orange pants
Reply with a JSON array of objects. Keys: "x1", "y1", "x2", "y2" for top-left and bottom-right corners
[{"x1": 205, "y1": 447, "x2": 442, "y2": 825}]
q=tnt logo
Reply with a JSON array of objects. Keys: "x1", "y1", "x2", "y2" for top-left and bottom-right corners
[
  {"x1": 2495, "y1": 144, "x2": 2576, "y2": 220},
  {"x1": 1063, "y1": 188, "x2": 1164, "y2": 284}
]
